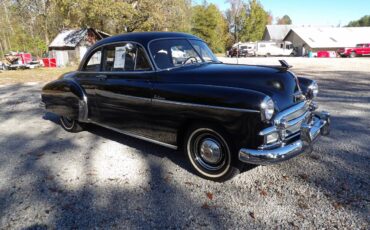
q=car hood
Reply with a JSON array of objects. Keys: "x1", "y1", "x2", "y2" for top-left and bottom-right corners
[{"x1": 161, "y1": 63, "x2": 302, "y2": 111}]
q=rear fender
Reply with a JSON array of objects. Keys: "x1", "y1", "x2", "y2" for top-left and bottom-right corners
[{"x1": 41, "y1": 80, "x2": 88, "y2": 122}]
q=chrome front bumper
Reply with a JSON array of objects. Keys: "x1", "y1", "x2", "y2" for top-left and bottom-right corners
[
  {"x1": 39, "y1": 102, "x2": 46, "y2": 109},
  {"x1": 239, "y1": 111, "x2": 330, "y2": 165}
]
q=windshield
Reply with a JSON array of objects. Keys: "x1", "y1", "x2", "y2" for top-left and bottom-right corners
[{"x1": 149, "y1": 39, "x2": 218, "y2": 69}]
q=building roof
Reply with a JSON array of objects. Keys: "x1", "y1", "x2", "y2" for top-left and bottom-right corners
[
  {"x1": 284, "y1": 27, "x2": 370, "y2": 48},
  {"x1": 263, "y1": 25, "x2": 297, "y2": 41},
  {"x1": 49, "y1": 28, "x2": 110, "y2": 48}
]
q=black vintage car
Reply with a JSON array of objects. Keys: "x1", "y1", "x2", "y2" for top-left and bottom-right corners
[{"x1": 41, "y1": 32, "x2": 330, "y2": 181}]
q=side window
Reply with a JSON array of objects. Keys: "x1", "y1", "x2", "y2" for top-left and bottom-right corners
[
  {"x1": 84, "y1": 49, "x2": 102, "y2": 71},
  {"x1": 135, "y1": 47, "x2": 152, "y2": 71},
  {"x1": 103, "y1": 43, "x2": 151, "y2": 72}
]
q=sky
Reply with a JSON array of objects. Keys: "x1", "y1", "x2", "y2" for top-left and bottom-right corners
[{"x1": 196, "y1": 0, "x2": 369, "y2": 26}]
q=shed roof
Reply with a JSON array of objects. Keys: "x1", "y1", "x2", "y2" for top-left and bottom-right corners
[
  {"x1": 284, "y1": 27, "x2": 370, "y2": 48},
  {"x1": 49, "y1": 28, "x2": 110, "y2": 48},
  {"x1": 263, "y1": 25, "x2": 297, "y2": 41}
]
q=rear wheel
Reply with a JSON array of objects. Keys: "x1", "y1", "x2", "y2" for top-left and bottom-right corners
[
  {"x1": 185, "y1": 125, "x2": 240, "y2": 182},
  {"x1": 60, "y1": 116, "x2": 84, "y2": 133}
]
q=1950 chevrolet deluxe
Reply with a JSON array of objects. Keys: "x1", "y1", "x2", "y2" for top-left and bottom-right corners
[{"x1": 41, "y1": 32, "x2": 330, "y2": 181}]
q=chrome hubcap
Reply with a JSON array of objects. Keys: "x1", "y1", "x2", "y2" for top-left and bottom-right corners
[{"x1": 200, "y1": 138, "x2": 222, "y2": 164}]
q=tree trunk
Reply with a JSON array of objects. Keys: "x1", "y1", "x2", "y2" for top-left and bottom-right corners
[
  {"x1": 0, "y1": 40, "x2": 4, "y2": 58},
  {"x1": 2, "y1": 1, "x2": 14, "y2": 34}
]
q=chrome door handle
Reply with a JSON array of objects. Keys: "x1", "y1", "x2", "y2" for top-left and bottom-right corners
[{"x1": 97, "y1": 75, "x2": 107, "y2": 80}]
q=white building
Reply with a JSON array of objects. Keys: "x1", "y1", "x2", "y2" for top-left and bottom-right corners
[{"x1": 283, "y1": 27, "x2": 370, "y2": 56}]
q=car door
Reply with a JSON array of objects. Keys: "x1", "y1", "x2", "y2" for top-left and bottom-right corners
[
  {"x1": 93, "y1": 42, "x2": 155, "y2": 137},
  {"x1": 364, "y1": 44, "x2": 370, "y2": 55},
  {"x1": 74, "y1": 48, "x2": 103, "y2": 121}
]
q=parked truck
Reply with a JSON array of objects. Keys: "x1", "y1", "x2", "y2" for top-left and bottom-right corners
[{"x1": 337, "y1": 43, "x2": 370, "y2": 58}]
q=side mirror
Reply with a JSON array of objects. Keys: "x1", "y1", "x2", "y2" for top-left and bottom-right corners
[{"x1": 124, "y1": 43, "x2": 135, "y2": 52}]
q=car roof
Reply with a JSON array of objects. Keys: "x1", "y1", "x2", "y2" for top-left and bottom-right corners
[{"x1": 93, "y1": 32, "x2": 202, "y2": 48}]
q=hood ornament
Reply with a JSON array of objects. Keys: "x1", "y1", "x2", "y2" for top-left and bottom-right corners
[{"x1": 279, "y1": 60, "x2": 292, "y2": 70}]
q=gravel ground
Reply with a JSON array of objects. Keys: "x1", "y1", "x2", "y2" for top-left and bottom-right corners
[{"x1": 0, "y1": 57, "x2": 369, "y2": 229}]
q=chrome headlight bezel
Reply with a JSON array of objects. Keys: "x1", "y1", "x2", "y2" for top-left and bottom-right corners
[
  {"x1": 308, "y1": 81, "x2": 319, "y2": 99},
  {"x1": 261, "y1": 96, "x2": 275, "y2": 122}
]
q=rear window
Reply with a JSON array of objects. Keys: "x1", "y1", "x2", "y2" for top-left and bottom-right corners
[{"x1": 84, "y1": 49, "x2": 102, "y2": 71}]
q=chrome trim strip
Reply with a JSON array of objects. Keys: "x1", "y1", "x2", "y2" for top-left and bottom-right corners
[
  {"x1": 95, "y1": 89, "x2": 152, "y2": 103},
  {"x1": 273, "y1": 101, "x2": 307, "y2": 124},
  {"x1": 89, "y1": 121, "x2": 178, "y2": 150},
  {"x1": 152, "y1": 98, "x2": 260, "y2": 113},
  {"x1": 79, "y1": 40, "x2": 155, "y2": 72}
]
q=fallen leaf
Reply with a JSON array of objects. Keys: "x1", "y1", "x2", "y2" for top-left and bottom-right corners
[
  {"x1": 249, "y1": 211, "x2": 255, "y2": 219},
  {"x1": 163, "y1": 175, "x2": 171, "y2": 182},
  {"x1": 333, "y1": 202, "x2": 343, "y2": 210},
  {"x1": 184, "y1": 181, "x2": 194, "y2": 186},
  {"x1": 309, "y1": 154, "x2": 320, "y2": 160},
  {"x1": 46, "y1": 175, "x2": 54, "y2": 180},
  {"x1": 298, "y1": 199, "x2": 309, "y2": 209},
  {"x1": 206, "y1": 192, "x2": 213, "y2": 200},
  {"x1": 282, "y1": 175, "x2": 289, "y2": 180},
  {"x1": 201, "y1": 203, "x2": 210, "y2": 209},
  {"x1": 259, "y1": 189, "x2": 268, "y2": 196},
  {"x1": 299, "y1": 174, "x2": 309, "y2": 180}
]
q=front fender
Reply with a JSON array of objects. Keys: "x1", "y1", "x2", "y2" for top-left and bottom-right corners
[
  {"x1": 41, "y1": 79, "x2": 88, "y2": 121},
  {"x1": 297, "y1": 76, "x2": 314, "y2": 95}
]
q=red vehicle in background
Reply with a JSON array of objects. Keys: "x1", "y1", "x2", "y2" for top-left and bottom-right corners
[{"x1": 337, "y1": 43, "x2": 370, "y2": 58}]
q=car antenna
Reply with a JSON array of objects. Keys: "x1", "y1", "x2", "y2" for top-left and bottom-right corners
[
  {"x1": 279, "y1": 60, "x2": 292, "y2": 70},
  {"x1": 236, "y1": 43, "x2": 239, "y2": 65}
]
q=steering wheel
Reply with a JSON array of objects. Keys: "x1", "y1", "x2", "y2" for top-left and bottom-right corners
[{"x1": 183, "y1": 56, "x2": 198, "y2": 65}]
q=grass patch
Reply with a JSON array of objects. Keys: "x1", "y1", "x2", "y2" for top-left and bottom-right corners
[{"x1": 0, "y1": 66, "x2": 77, "y2": 85}]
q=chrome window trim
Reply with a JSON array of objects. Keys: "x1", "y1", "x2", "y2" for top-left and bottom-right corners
[
  {"x1": 90, "y1": 121, "x2": 178, "y2": 150},
  {"x1": 153, "y1": 98, "x2": 260, "y2": 113},
  {"x1": 80, "y1": 41, "x2": 155, "y2": 72}
]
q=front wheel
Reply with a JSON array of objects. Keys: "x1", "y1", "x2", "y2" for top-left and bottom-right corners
[
  {"x1": 350, "y1": 52, "x2": 357, "y2": 58},
  {"x1": 60, "y1": 116, "x2": 84, "y2": 133},
  {"x1": 185, "y1": 125, "x2": 240, "y2": 182}
]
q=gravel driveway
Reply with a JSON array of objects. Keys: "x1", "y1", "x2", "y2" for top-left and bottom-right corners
[{"x1": 0, "y1": 58, "x2": 369, "y2": 229}]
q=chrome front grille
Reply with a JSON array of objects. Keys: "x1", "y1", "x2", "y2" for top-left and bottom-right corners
[
  {"x1": 259, "y1": 101, "x2": 312, "y2": 149},
  {"x1": 276, "y1": 102, "x2": 311, "y2": 139},
  {"x1": 274, "y1": 101, "x2": 309, "y2": 124}
]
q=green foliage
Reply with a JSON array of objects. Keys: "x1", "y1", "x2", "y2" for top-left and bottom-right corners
[
  {"x1": 347, "y1": 15, "x2": 370, "y2": 27},
  {"x1": 277, "y1": 15, "x2": 292, "y2": 25},
  {"x1": 0, "y1": 0, "x2": 192, "y2": 57},
  {"x1": 0, "y1": 0, "x2": 272, "y2": 57},
  {"x1": 239, "y1": 0, "x2": 269, "y2": 42},
  {"x1": 191, "y1": 2, "x2": 229, "y2": 53}
]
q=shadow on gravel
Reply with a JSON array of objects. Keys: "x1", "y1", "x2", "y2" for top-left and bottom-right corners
[{"x1": 290, "y1": 70, "x2": 370, "y2": 224}]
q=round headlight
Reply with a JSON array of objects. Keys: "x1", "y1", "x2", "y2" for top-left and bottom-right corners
[
  {"x1": 261, "y1": 96, "x2": 275, "y2": 121},
  {"x1": 308, "y1": 81, "x2": 319, "y2": 99}
]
